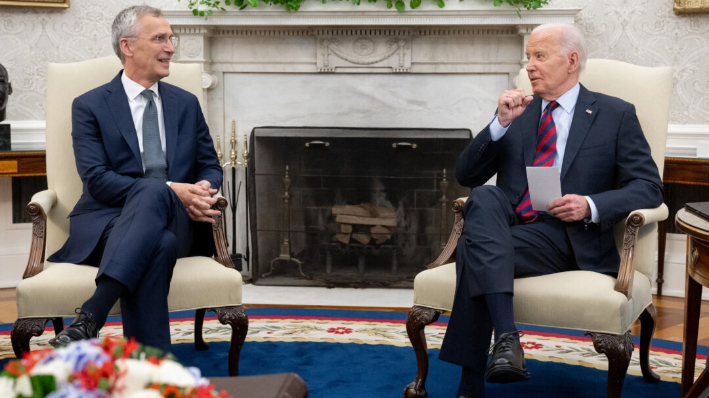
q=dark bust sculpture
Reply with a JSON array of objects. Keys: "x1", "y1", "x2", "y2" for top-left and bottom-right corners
[{"x1": 0, "y1": 63, "x2": 12, "y2": 122}]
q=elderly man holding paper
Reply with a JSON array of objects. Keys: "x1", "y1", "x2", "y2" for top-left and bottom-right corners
[{"x1": 440, "y1": 23, "x2": 663, "y2": 398}]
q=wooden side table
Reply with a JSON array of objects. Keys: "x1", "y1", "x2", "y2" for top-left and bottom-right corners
[
  {"x1": 0, "y1": 150, "x2": 46, "y2": 177},
  {"x1": 658, "y1": 157, "x2": 709, "y2": 296},
  {"x1": 675, "y1": 208, "x2": 709, "y2": 397}
]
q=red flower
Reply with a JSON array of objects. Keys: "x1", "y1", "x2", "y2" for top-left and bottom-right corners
[
  {"x1": 327, "y1": 327, "x2": 353, "y2": 335},
  {"x1": 520, "y1": 342, "x2": 543, "y2": 350}
]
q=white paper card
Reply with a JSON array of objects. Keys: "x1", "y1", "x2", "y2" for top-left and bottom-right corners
[{"x1": 526, "y1": 167, "x2": 562, "y2": 211}]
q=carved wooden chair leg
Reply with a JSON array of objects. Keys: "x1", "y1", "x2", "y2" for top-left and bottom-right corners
[
  {"x1": 214, "y1": 306, "x2": 249, "y2": 376},
  {"x1": 194, "y1": 308, "x2": 209, "y2": 351},
  {"x1": 404, "y1": 305, "x2": 442, "y2": 398},
  {"x1": 586, "y1": 331, "x2": 633, "y2": 398},
  {"x1": 11, "y1": 318, "x2": 48, "y2": 358},
  {"x1": 639, "y1": 305, "x2": 660, "y2": 383},
  {"x1": 52, "y1": 317, "x2": 64, "y2": 334}
]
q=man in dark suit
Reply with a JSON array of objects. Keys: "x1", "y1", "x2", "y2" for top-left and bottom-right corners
[
  {"x1": 46, "y1": 5, "x2": 223, "y2": 353},
  {"x1": 439, "y1": 23, "x2": 663, "y2": 397}
]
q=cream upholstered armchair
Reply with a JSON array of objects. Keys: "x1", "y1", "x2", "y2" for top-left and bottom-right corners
[
  {"x1": 403, "y1": 59, "x2": 672, "y2": 398},
  {"x1": 11, "y1": 56, "x2": 248, "y2": 376}
]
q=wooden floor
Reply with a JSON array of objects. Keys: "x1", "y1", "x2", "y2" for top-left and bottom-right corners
[{"x1": 1, "y1": 288, "x2": 709, "y2": 346}]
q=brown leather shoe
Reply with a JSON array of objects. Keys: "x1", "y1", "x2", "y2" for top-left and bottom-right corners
[
  {"x1": 48, "y1": 309, "x2": 99, "y2": 348},
  {"x1": 485, "y1": 331, "x2": 530, "y2": 383}
]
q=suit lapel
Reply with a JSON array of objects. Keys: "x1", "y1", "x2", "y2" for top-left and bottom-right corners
[
  {"x1": 105, "y1": 71, "x2": 142, "y2": 170},
  {"x1": 521, "y1": 96, "x2": 543, "y2": 167},
  {"x1": 560, "y1": 84, "x2": 598, "y2": 182},
  {"x1": 160, "y1": 82, "x2": 178, "y2": 175}
]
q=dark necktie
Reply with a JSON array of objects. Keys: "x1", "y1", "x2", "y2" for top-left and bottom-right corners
[
  {"x1": 140, "y1": 89, "x2": 167, "y2": 181},
  {"x1": 515, "y1": 100, "x2": 560, "y2": 223}
]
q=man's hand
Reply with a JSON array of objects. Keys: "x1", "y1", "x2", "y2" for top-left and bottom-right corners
[
  {"x1": 171, "y1": 181, "x2": 220, "y2": 223},
  {"x1": 547, "y1": 194, "x2": 590, "y2": 222},
  {"x1": 497, "y1": 88, "x2": 534, "y2": 127}
]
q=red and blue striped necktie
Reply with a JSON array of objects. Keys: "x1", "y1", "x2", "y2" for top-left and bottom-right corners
[{"x1": 515, "y1": 100, "x2": 559, "y2": 223}]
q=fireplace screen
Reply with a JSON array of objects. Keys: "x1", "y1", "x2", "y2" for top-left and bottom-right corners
[{"x1": 247, "y1": 127, "x2": 471, "y2": 288}]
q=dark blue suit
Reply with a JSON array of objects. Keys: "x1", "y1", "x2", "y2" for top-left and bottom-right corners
[
  {"x1": 439, "y1": 84, "x2": 663, "y2": 368},
  {"x1": 48, "y1": 71, "x2": 222, "y2": 351}
]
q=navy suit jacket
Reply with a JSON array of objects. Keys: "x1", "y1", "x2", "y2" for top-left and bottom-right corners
[
  {"x1": 455, "y1": 84, "x2": 663, "y2": 275},
  {"x1": 48, "y1": 71, "x2": 223, "y2": 264}
]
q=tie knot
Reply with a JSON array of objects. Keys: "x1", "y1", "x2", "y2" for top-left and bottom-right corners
[
  {"x1": 140, "y1": 90, "x2": 154, "y2": 102},
  {"x1": 546, "y1": 100, "x2": 559, "y2": 112}
]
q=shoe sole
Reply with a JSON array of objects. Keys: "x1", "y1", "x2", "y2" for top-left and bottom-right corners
[{"x1": 485, "y1": 365, "x2": 530, "y2": 384}]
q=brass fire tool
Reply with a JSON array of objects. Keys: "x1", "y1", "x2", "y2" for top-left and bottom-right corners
[{"x1": 216, "y1": 121, "x2": 250, "y2": 271}]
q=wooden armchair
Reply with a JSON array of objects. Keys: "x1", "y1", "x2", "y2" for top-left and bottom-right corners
[
  {"x1": 10, "y1": 56, "x2": 248, "y2": 376},
  {"x1": 403, "y1": 60, "x2": 673, "y2": 398}
]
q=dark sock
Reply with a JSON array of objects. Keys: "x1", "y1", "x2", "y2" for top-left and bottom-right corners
[
  {"x1": 80, "y1": 275, "x2": 128, "y2": 329},
  {"x1": 484, "y1": 292, "x2": 517, "y2": 342},
  {"x1": 457, "y1": 366, "x2": 484, "y2": 397}
]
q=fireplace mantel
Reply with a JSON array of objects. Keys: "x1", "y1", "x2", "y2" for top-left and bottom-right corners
[{"x1": 166, "y1": 6, "x2": 580, "y2": 90}]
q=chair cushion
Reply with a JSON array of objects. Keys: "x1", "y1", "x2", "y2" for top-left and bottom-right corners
[
  {"x1": 17, "y1": 257, "x2": 243, "y2": 319},
  {"x1": 413, "y1": 263, "x2": 652, "y2": 335}
]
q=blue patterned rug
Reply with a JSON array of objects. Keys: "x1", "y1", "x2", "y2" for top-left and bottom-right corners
[{"x1": 1, "y1": 307, "x2": 704, "y2": 398}]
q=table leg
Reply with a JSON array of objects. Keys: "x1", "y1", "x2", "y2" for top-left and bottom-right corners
[
  {"x1": 682, "y1": 263, "x2": 703, "y2": 397},
  {"x1": 657, "y1": 220, "x2": 667, "y2": 296}
]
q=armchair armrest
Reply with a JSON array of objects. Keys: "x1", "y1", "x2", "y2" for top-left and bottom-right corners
[
  {"x1": 211, "y1": 195, "x2": 236, "y2": 269},
  {"x1": 614, "y1": 203, "x2": 669, "y2": 299},
  {"x1": 23, "y1": 189, "x2": 58, "y2": 279},
  {"x1": 427, "y1": 197, "x2": 467, "y2": 269}
]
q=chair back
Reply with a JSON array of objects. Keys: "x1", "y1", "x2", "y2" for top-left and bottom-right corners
[
  {"x1": 516, "y1": 59, "x2": 672, "y2": 279},
  {"x1": 44, "y1": 56, "x2": 204, "y2": 256}
]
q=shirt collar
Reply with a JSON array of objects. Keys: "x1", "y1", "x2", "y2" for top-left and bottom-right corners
[
  {"x1": 541, "y1": 82, "x2": 580, "y2": 115},
  {"x1": 121, "y1": 71, "x2": 160, "y2": 101}
]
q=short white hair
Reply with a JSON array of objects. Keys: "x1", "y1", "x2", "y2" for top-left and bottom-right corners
[
  {"x1": 532, "y1": 23, "x2": 587, "y2": 71},
  {"x1": 112, "y1": 6, "x2": 163, "y2": 64}
]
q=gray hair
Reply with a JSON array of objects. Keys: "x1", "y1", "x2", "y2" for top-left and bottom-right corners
[
  {"x1": 112, "y1": 5, "x2": 163, "y2": 64},
  {"x1": 532, "y1": 23, "x2": 587, "y2": 72}
]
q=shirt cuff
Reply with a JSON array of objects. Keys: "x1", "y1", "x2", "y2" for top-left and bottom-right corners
[
  {"x1": 585, "y1": 196, "x2": 600, "y2": 223},
  {"x1": 489, "y1": 116, "x2": 509, "y2": 142},
  {"x1": 166, "y1": 181, "x2": 172, "y2": 187}
]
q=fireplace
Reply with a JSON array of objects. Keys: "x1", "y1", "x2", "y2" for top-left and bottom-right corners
[
  {"x1": 163, "y1": 5, "x2": 579, "y2": 282},
  {"x1": 248, "y1": 127, "x2": 470, "y2": 287}
]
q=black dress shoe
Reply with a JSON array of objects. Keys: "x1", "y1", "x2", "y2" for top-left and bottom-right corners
[
  {"x1": 485, "y1": 331, "x2": 530, "y2": 383},
  {"x1": 48, "y1": 309, "x2": 100, "y2": 348}
]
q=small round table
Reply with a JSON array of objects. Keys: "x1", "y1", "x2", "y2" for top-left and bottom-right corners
[{"x1": 676, "y1": 208, "x2": 709, "y2": 397}]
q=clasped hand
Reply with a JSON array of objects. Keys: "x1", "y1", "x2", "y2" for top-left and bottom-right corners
[{"x1": 171, "y1": 180, "x2": 220, "y2": 223}]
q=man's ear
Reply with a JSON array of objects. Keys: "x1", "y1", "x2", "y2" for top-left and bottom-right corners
[
  {"x1": 119, "y1": 38, "x2": 133, "y2": 59},
  {"x1": 568, "y1": 51, "x2": 580, "y2": 74}
]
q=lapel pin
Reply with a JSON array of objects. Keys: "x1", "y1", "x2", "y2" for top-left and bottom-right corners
[{"x1": 586, "y1": 109, "x2": 593, "y2": 114}]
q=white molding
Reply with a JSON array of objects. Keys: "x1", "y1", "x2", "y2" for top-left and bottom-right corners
[
  {"x1": 5, "y1": 120, "x2": 46, "y2": 151},
  {"x1": 666, "y1": 124, "x2": 709, "y2": 157},
  {"x1": 164, "y1": 8, "x2": 581, "y2": 28}
]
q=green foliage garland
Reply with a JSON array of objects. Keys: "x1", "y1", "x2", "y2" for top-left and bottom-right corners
[{"x1": 180, "y1": 0, "x2": 548, "y2": 16}]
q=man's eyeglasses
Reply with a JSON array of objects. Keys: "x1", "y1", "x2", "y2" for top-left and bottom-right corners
[{"x1": 126, "y1": 34, "x2": 178, "y2": 48}]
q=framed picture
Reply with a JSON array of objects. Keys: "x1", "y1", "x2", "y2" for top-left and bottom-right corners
[
  {"x1": 674, "y1": 0, "x2": 709, "y2": 13},
  {"x1": 0, "y1": 0, "x2": 69, "y2": 7}
]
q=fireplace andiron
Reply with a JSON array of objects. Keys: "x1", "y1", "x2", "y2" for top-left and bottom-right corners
[{"x1": 263, "y1": 165, "x2": 310, "y2": 279}]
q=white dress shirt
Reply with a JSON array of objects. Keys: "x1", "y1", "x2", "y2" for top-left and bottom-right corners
[
  {"x1": 121, "y1": 72, "x2": 167, "y2": 172},
  {"x1": 488, "y1": 83, "x2": 600, "y2": 223}
]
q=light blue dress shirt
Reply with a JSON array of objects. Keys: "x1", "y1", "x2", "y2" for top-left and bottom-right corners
[{"x1": 488, "y1": 83, "x2": 600, "y2": 223}]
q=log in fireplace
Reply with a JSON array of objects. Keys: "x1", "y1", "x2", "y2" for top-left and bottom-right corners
[{"x1": 248, "y1": 127, "x2": 471, "y2": 288}]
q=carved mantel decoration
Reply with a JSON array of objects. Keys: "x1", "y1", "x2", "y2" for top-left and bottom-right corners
[{"x1": 164, "y1": 7, "x2": 581, "y2": 88}]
